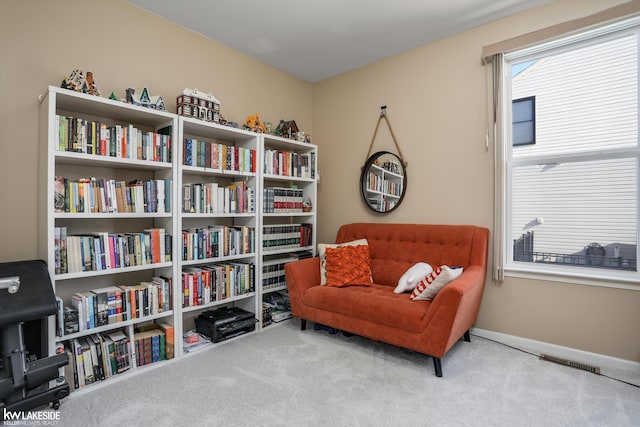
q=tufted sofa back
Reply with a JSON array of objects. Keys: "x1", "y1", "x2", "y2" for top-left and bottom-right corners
[{"x1": 335, "y1": 223, "x2": 489, "y2": 287}]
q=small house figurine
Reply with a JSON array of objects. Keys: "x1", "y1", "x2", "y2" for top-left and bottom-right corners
[
  {"x1": 273, "y1": 120, "x2": 299, "y2": 139},
  {"x1": 244, "y1": 114, "x2": 268, "y2": 133},
  {"x1": 125, "y1": 87, "x2": 166, "y2": 110},
  {"x1": 177, "y1": 88, "x2": 221, "y2": 123},
  {"x1": 61, "y1": 68, "x2": 101, "y2": 96}
]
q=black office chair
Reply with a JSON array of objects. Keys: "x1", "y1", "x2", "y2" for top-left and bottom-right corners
[{"x1": 0, "y1": 260, "x2": 69, "y2": 411}]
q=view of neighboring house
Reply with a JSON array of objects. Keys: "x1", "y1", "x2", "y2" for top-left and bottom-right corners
[{"x1": 510, "y1": 33, "x2": 638, "y2": 271}]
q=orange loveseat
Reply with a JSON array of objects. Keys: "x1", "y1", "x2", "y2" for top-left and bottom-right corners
[{"x1": 284, "y1": 223, "x2": 490, "y2": 377}]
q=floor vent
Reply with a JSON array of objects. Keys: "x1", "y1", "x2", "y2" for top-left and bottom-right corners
[{"x1": 540, "y1": 353, "x2": 601, "y2": 374}]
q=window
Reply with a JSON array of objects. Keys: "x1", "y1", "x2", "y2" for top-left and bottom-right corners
[
  {"x1": 502, "y1": 21, "x2": 640, "y2": 282},
  {"x1": 512, "y1": 96, "x2": 535, "y2": 146}
]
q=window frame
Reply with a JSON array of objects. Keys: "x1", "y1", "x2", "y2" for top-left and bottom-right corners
[{"x1": 500, "y1": 23, "x2": 640, "y2": 287}]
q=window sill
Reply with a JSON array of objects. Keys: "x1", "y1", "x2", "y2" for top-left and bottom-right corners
[{"x1": 505, "y1": 263, "x2": 640, "y2": 291}]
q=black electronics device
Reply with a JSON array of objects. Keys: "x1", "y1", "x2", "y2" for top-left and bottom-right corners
[
  {"x1": 195, "y1": 307, "x2": 257, "y2": 343},
  {"x1": 0, "y1": 260, "x2": 70, "y2": 412}
]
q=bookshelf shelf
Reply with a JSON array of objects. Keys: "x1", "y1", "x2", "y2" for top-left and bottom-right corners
[
  {"x1": 263, "y1": 212, "x2": 315, "y2": 218},
  {"x1": 262, "y1": 173, "x2": 316, "y2": 183},
  {"x1": 54, "y1": 212, "x2": 173, "y2": 219},
  {"x1": 182, "y1": 165, "x2": 256, "y2": 178},
  {"x1": 181, "y1": 292, "x2": 256, "y2": 314},
  {"x1": 181, "y1": 212, "x2": 255, "y2": 219},
  {"x1": 39, "y1": 86, "x2": 318, "y2": 393},
  {"x1": 54, "y1": 151, "x2": 172, "y2": 170},
  {"x1": 181, "y1": 253, "x2": 256, "y2": 266},
  {"x1": 54, "y1": 262, "x2": 173, "y2": 281},
  {"x1": 58, "y1": 310, "x2": 174, "y2": 341},
  {"x1": 262, "y1": 245, "x2": 315, "y2": 256}
]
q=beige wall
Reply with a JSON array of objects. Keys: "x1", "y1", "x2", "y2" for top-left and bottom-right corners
[
  {"x1": 1, "y1": 0, "x2": 638, "y2": 362},
  {"x1": 313, "y1": 0, "x2": 640, "y2": 362}
]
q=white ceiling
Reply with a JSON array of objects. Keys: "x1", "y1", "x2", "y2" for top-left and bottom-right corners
[{"x1": 128, "y1": 0, "x2": 550, "y2": 83}]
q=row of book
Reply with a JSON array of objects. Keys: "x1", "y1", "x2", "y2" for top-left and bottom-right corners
[
  {"x1": 54, "y1": 227, "x2": 171, "y2": 275},
  {"x1": 182, "y1": 262, "x2": 255, "y2": 307},
  {"x1": 54, "y1": 176, "x2": 171, "y2": 214},
  {"x1": 366, "y1": 171, "x2": 402, "y2": 196},
  {"x1": 264, "y1": 149, "x2": 315, "y2": 179},
  {"x1": 262, "y1": 252, "x2": 312, "y2": 291},
  {"x1": 262, "y1": 257, "x2": 296, "y2": 290},
  {"x1": 263, "y1": 187, "x2": 305, "y2": 213},
  {"x1": 183, "y1": 138, "x2": 256, "y2": 173},
  {"x1": 262, "y1": 223, "x2": 313, "y2": 251},
  {"x1": 62, "y1": 322, "x2": 174, "y2": 391},
  {"x1": 55, "y1": 115, "x2": 171, "y2": 163},
  {"x1": 133, "y1": 323, "x2": 175, "y2": 367},
  {"x1": 63, "y1": 330, "x2": 131, "y2": 390},
  {"x1": 182, "y1": 181, "x2": 254, "y2": 214},
  {"x1": 182, "y1": 225, "x2": 255, "y2": 261},
  {"x1": 56, "y1": 277, "x2": 172, "y2": 335}
]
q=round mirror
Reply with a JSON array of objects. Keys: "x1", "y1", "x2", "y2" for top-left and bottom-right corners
[{"x1": 360, "y1": 151, "x2": 407, "y2": 213}]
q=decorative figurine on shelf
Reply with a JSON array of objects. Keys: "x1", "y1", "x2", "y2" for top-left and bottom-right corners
[
  {"x1": 61, "y1": 68, "x2": 101, "y2": 96},
  {"x1": 125, "y1": 87, "x2": 166, "y2": 110},
  {"x1": 273, "y1": 119, "x2": 299, "y2": 139},
  {"x1": 244, "y1": 114, "x2": 268, "y2": 133},
  {"x1": 177, "y1": 88, "x2": 221, "y2": 123},
  {"x1": 302, "y1": 197, "x2": 313, "y2": 212}
]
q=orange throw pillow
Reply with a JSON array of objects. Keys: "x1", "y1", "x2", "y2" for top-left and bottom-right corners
[{"x1": 325, "y1": 245, "x2": 373, "y2": 287}]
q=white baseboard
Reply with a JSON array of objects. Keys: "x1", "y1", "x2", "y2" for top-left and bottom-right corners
[{"x1": 470, "y1": 327, "x2": 640, "y2": 373}]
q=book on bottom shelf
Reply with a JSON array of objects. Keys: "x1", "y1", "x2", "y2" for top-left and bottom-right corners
[
  {"x1": 133, "y1": 323, "x2": 173, "y2": 366},
  {"x1": 63, "y1": 329, "x2": 132, "y2": 389}
]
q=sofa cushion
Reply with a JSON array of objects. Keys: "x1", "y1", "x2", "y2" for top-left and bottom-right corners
[
  {"x1": 318, "y1": 238, "x2": 369, "y2": 285},
  {"x1": 325, "y1": 245, "x2": 373, "y2": 287},
  {"x1": 410, "y1": 266, "x2": 463, "y2": 301},
  {"x1": 303, "y1": 283, "x2": 429, "y2": 332},
  {"x1": 394, "y1": 262, "x2": 433, "y2": 294}
]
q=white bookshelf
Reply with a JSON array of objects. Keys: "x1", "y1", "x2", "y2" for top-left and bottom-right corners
[
  {"x1": 260, "y1": 134, "x2": 317, "y2": 327},
  {"x1": 176, "y1": 116, "x2": 260, "y2": 354},
  {"x1": 38, "y1": 86, "x2": 318, "y2": 391},
  {"x1": 38, "y1": 86, "x2": 179, "y2": 391}
]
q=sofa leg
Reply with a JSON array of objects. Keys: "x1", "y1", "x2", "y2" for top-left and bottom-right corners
[
  {"x1": 433, "y1": 357, "x2": 443, "y2": 377},
  {"x1": 300, "y1": 319, "x2": 307, "y2": 330},
  {"x1": 463, "y1": 330, "x2": 471, "y2": 342}
]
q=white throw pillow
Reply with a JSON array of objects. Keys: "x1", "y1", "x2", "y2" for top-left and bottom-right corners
[
  {"x1": 410, "y1": 265, "x2": 463, "y2": 301},
  {"x1": 394, "y1": 262, "x2": 433, "y2": 294},
  {"x1": 318, "y1": 239, "x2": 368, "y2": 285}
]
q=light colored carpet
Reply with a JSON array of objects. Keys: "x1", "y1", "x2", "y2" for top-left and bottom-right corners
[{"x1": 57, "y1": 320, "x2": 640, "y2": 427}]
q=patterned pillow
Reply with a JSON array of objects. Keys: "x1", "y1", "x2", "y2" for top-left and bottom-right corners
[
  {"x1": 318, "y1": 239, "x2": 368, "y2": 285},
  {"x1": 410, "y1": 265, "x2": 463, "y2": 301},
  {"x1": 325, "y1": 245, "x2": 373, "y2": 287}
]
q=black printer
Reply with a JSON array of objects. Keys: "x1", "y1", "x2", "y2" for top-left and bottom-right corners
[{"x1": 195, "y1": 307, "x2": 257, "y2": 343}]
